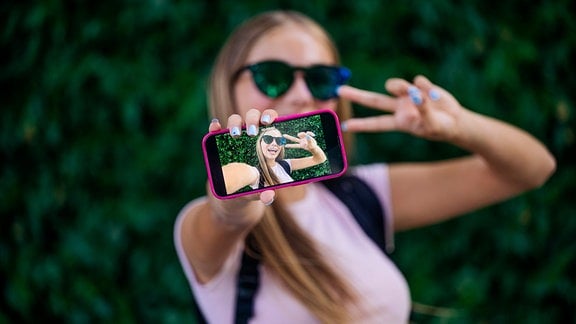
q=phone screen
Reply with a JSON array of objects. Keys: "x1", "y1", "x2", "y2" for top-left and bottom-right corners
[{"x1": 202, "y1": 110, "x2": 347, "y2": 199}]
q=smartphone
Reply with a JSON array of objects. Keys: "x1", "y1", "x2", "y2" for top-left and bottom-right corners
[{"x1": 202, "y1": 109, "x2": 348, "y2": 199}]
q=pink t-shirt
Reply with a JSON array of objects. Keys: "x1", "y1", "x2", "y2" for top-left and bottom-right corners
[{"x1": 174, "y1": 164, "x2": 411, "y2": 323}]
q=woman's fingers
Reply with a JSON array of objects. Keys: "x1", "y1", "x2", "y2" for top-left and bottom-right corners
[
  {"x1": 338, "y1": 85, "x2": 397, "y2": 113},
  {"x1": 259, "y1": 190, "x2": 275, "y2": 206},
  {"x1": 341, "y1": 75, "x2": 458, "y2": 134},
  {"x1": 283, "y1": 135, "x2": 301, "y2": 149},
  {"x1": 385, "y1": 78, "x2": 413, "y2": 97},
  {"x1": 245, "y1": 109, "x2": 261, "y2": 136},
  {"x1": 342, "y1": 115, "x2": 397, "y2": 133},
  {"x1": 284, "y1": 132, "x2": 314, "y2": 142},
  {"x1": 225, "y1": 109, "x2": 279, "y2": 137},
  {"x1": 413, "y1": 75, "x2": 434, "y2": 92},
  {"x1": 283, "y1": 134, "x2": 300, "y2": 142},
  {"x1": 260, "y1": 109, "x2": 278, "y2": 125},
  {"x1": 283, "y1": 132, "x2": 317, "y2": 150},
  {"x1": 388, "y1": 75, "x2": 444, "y2": 108},
  {"x1": 227, "y1": 114, "x2": 243, "y2": 137},
  {"x1": 208, "y1": 118, "x2": 222, "y2": 132},
  {"x1": 414, "y1": 75, "x2": 446, "y2": 105}
]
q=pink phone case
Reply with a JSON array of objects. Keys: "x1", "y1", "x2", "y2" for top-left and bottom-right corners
[{"x1": 202, "y1": 109, "x2": 348, "y2": 200}]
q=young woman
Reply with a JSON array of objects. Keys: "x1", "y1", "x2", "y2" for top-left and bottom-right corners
[
  {"x1": 174, "y1": 10, "x2": 556, "y2": 324},
  {"x1": 221, "y1": 126, "x2": 327, "y2": 194}
]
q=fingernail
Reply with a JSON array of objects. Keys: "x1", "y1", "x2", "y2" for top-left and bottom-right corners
[
  {"x1": 261, "y1": 114, "x2": 271, "y2": 124},
  {"x1": 264, "y1": 198, "x2": 274, "y2": 206},
  {"x1": 211, "y1": 118, "x2": 219, "y2": 124},
  {"x1": 341, "y1": 122, "x2": 348, "y2": 132},
  {"x1": 230, "y1": 127, "x2": 241, "y2": 137},
  {"x1": 409, "y1": 86, "x2": 422, "y2": 105},
  {"x1": 429, "y1": 89, "x2": 441, "y2": 101},
  {"x1": 247, "y1": 124, "x2": 258, "y2": 136},
  {"x1": 335, "y1": 85, "x2": 342, "y2": 96}
]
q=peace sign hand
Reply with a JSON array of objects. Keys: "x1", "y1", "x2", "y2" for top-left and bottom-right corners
[
  {"x1": 283, "y1": 131, "x2": 318, "y2": 152},
  {"x1": 339, "y1": 75, "x2": 465, "y2": 143}
]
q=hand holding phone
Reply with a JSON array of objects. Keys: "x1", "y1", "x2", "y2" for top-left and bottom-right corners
[{"x1": 202, "y1": 109, "x2": 348, "y2": 199}]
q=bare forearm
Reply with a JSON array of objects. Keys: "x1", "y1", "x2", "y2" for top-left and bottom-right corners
[
  {"x1": 291, "y1": 146, "x2": 327, "y2": 170},
  {"x1": 181, "y1": 189, "x2": 265, "y2": 283},
  {"x1": 222, "y1": 162, "x2": 259, "y2": 194},
  {"x1": 310, "y1": 146, "x2": 327, "y2": 164},
  {"x1": 453, "y1": 109, "x2": 556, "y2": 189}
]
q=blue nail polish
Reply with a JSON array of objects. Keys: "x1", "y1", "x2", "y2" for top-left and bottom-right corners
[
  {"x1": 247, "y1": 125, "x2": 258, "y2": 136},
  {"x1": 211, "y1": 118, "x2": 219, "y2": 124},
  {"x1": 429, "y1": 89, "x2": 441, "y2": 101},
  {"x1": 341, "y1": 122, "x2": 348, "y2": 132},
  {"x1": 410, "y1": 93, "x2": 422, "y2": 105},
  {"x1": 230, "y1": 127, "x2": 241, "y2": 136},
  {"x1": 408, "y1": 86, "x2": 422, "y2": 105},
  {"x1": 261, "y1": 114, "x2": 271, "y2": 124}
]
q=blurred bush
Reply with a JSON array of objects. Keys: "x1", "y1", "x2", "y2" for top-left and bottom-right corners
[{"x1": 1, "y1": 0, "x2": 574, "y2": 323}]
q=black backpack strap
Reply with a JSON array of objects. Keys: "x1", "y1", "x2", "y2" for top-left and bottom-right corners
[
  {"x1": 277, "y1": 159, "x2": 291, "y2": 174},
  {"x1": 231, "y1": 174, "x2": 389, "y2": 323},
  {"x1": 258, "y1": 160, "x2": 291, "y2": 189},
  {"x1": 234, "y1": 251, "x2": 260, "y2": 324},
  {"x1": 321, "y1": 175, "x2": 391, "y2": 255},
  {"x1": 190, "y1": 251, "x2": 259, "y2": 324}
]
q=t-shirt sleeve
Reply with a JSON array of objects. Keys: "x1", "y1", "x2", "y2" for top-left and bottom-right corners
[{"x1": 351, "y1": 163, "x2": 395, "y2": 253}]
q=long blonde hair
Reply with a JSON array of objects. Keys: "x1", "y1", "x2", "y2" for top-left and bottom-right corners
[
  {"x1": 208, "y1": 10, "x2": 357, "y2": 323},
  {"x1": 256, "y1": 127, "x2": 286, "y2": 187}
]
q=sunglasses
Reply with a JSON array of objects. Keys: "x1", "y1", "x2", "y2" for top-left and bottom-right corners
[
  {"x1": 261, "y1": 135, "x2": 287, "y2": 146},
  {"x1": 235, "y1": 60, "x2": 351, "y2": 100}
]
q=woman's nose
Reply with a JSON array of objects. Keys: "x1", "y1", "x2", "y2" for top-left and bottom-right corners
[{"x1": 283, "y1": 72, "x2": 314, "y2": 103}]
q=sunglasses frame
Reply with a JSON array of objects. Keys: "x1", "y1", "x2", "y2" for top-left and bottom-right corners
[{"x1": 234, "y1": 60, "x2": 351, "y2": 100}]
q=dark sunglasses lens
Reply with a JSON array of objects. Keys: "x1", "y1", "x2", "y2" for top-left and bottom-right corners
[
  {"x1": 262, "y1": 135, "x2": 285, "y2": 145},
  {"x1": 262, "y1": 135, "x2": 273, "y2": 144},
  {"x1": 250, "y1": 62, "x2": 293, "y2": 98},
  {"x1": 306, "y1": 66, "x2": 351, "y2": 100},
  {"x1": 276, "y1": 137, "x2": 286, "y2": 146}
]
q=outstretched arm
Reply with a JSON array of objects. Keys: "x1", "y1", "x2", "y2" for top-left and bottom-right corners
[
  {"x1": 339, "y1": 75, "x2": 556, "y2": 231},
  {"x1": 179, "y1": 109, "x2": 277, "y2": 284},
  {"x1": 222, "y1": 162, "x2": 259, "y2": 194}
]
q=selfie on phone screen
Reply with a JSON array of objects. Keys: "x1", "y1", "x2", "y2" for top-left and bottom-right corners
[{"x1": 203, "y1": 110, "x2": 346, "y2": 199}]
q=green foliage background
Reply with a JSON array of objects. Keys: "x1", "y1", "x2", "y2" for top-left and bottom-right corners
[{"x1": 1, "y1": 0, "x2": 574, "y2": 323}]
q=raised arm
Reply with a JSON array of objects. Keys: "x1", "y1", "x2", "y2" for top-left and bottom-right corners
[
  {"x1": 284, "y1": 132, "x2": 328, "y2": 171},
  {"x1": 339, "y1": 75, "x2": 556, "y2": 231}
]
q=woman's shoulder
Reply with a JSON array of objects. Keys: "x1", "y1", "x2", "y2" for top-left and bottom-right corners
[{"x1": 349, "y1": 163, "x2": 393, "y2": 211}]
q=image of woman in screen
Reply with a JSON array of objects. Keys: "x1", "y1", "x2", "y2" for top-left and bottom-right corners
[{"x1": 222, "y1": 126, "x2": 327, "y2": 194}]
